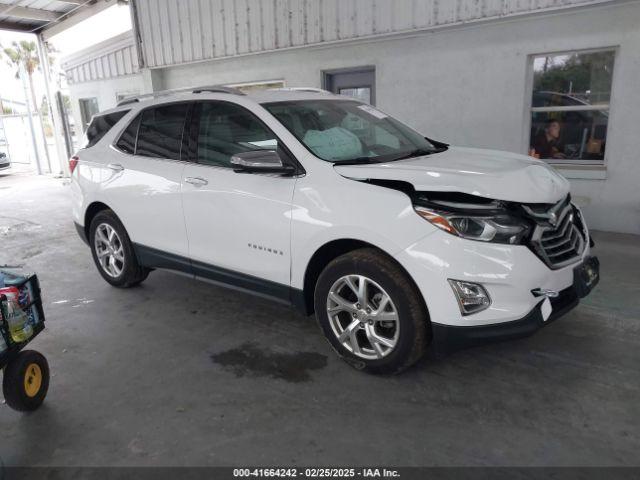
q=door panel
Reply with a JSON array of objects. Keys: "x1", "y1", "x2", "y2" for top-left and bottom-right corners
[
  {"x1": 182, "y1": 165, "x2": 295, "y2": 286},
  {"x1": 182, "y1": 101, "x2": 296, "y2": 287},
  {"x1": 102, "y1": 103, "x2": 191, "y2": 258},
  {"x1": 103, "y1": 154, "x2": 188, "y2": 257}
]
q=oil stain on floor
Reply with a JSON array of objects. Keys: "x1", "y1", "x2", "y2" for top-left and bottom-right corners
[{"x1": 211, "y1": 342, "x2": 327, "y2": 383}]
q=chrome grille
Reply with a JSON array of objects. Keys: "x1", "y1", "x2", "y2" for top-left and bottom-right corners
[{"x1": 527, "y1": 199, "x2": 585, "y2": 269}]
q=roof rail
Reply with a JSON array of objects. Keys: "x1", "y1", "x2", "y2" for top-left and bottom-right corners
[
  {"x1": 268, "y1": 87, "x2": 333, "y2": 94},
  {"x1": 192, "y1": 86, "x2": 245, "y2": 95},
  {"x1": 117, "y1": 97, "x2": 140, "y2": 107},
  {"x1": 116, "y1": 85, "x2": 245, "y2": 107}
]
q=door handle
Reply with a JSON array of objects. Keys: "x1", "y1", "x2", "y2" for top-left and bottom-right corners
[
  {"x1": 185, "y1": 176, "x2": 208, "y2": 187},
  {"x1": 107, "y1": 163, "x2": 124, "y2": 171}
]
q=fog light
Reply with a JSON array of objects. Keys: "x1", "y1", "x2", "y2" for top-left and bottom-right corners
[{"x1": 448, "y1": 280, "x2": 491, "y2": 315}]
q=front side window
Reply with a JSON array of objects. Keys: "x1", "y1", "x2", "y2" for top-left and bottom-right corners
[
  {"x1": 263, "y1": 100, "x2": 438, "y2": 163},
  {"x1": 136, "y1": 103, "x2": 189, "y2": 160},
  {"x1": 529, "y1": 50, "x2": 615, "y2": 164},
  {"x1": 196, "y1": 102, "x2": 279, "y2": 168}
]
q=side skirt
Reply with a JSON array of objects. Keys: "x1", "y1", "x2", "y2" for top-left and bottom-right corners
[{"x1": 133, "y1": 244, "x2": 309, "y2": 315}]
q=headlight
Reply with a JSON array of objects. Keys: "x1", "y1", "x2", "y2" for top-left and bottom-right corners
[{"x1": 414, "y1": 206, "x2": 530, "y2": 244}]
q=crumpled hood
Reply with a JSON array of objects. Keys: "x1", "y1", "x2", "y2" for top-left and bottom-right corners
[{"x1": 333, "y1": 146, "x2": 570, "y2": 204}]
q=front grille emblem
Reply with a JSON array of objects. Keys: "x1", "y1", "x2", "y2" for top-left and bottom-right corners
[{"x1": 523, "y1": 196, "x2": 585, "y2": 269}]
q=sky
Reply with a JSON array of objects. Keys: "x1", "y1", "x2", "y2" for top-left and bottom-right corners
[{"x1": 0, "y1": 4, "x2": 131, "y2": 109}]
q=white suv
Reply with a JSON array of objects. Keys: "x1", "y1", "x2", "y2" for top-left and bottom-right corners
[{"x1": 70, "y1": 86, "x2": 599, "y2": 374}]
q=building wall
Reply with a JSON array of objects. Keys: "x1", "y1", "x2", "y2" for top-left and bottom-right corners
[
  {"x1": 149, "y1": 1, "x2": 640, "y2": 235},
  {"x1": 134, "y1": 0, "x2": 617, "y2": 68},
  {"x1": 62, "y1": 32, "x2": 144, "y2": 135},
  {"x1": 65, "y1": 1, "x2": 640, "y2": 234},
  {"x1": 62, "y1": 32, "x2": 140, "y2": 85},
  {"x1": 67, "y1": 74, "x2": 144, "y2": 136}
]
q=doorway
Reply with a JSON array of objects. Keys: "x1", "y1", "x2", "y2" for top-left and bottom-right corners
[{"x1": 322, "y1": 67, "x2": 376, "y2": 105}]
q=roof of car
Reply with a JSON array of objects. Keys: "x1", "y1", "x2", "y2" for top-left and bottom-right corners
[
  {"x1": 96, "y1": 87, "x2": 353, "y2": 118},
  {"x1": 247, "y1": 88, "x2": 350, "y2": 104}
]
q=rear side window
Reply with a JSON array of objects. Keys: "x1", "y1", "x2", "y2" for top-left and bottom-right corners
[
  {"x1": 116, "y1": 114, "x2": 140, "y2": 154},
  {"x1": 84, "y1": 110, "x2": 129, "y2": 148},
  {"x1": 135, "y1": 103, "x2": 189, "y2": 160}
]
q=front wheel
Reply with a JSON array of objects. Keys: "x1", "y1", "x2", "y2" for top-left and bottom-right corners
[{"x1": 314, "y1": 248, "x2": 430, "y2": 374}]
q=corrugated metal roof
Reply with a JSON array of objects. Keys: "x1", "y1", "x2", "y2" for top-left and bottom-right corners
[
  {"x1": 0, "y1": 0, "x2": 94, "y2": 34},
  {"x1": 134, "y1": 0, "x2": 619, "y2": 69},
  {"x1": 61, "y1": 31, "x2": 139, "y2": 83}
]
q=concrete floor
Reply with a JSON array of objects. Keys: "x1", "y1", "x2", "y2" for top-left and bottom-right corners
[{"x1": 1, "y1": 173, "x2": 639, "y2": 467}]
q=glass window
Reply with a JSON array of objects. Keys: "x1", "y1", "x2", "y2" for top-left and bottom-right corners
[
  {"x1": 228, "y1": 81, "x2": 285, "y2": 94},
  {"x1": 115, "y1": 114, "x2": 140, "y2": 154},
  {"x1": 196, "y1": 102, "x2": 278, "y2": 168},
  {"x1": 79, "y1": 97, "x2": 99, "y2": 132},
  {"x1": 136, "y1": 103, "x2": 189, "y2": 160},
  {"x1": 529, "y1": 50, "x2": 614, "y2": 163},
  {"x1": 339, "y1": 87, "x2": 371, "y2": 105},
  {"x1": 264, "y1": 100, "x2": 438, "y2": 163},
  {"x1": 84, "y1": 110, "x2": 129, "y2": 148}
]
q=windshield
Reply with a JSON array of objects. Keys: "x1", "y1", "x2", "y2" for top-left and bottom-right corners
[{"x1": 263, "y1": 100, "x2": 442, "y2": 163}]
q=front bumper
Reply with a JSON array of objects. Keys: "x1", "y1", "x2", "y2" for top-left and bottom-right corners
[
  {"x1": 395, "y1": 224, "x2": 598, "y2": 344},
  {"x1": 430, "y1": 256, "x2": 599, "y2": 354}
]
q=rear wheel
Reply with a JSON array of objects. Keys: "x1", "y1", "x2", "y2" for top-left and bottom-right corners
[
  {"x1": 314, "y1": 248, "x2": 430, "y2": 374},
  {"x1": 89, "y1": 210, "x2": 149, "y2": 288}
]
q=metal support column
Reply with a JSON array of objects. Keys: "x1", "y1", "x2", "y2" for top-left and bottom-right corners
[
  {"x1": 19, "y1": 63, "x2": 42, "y2": 175},
  {"x1": 37, "y1": 33, "x2": 69, "y2": 177}
]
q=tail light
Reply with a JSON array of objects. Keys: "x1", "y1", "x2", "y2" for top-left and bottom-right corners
[{"x1": 69, "y1": 155, "x2": 79, "y2": 174}]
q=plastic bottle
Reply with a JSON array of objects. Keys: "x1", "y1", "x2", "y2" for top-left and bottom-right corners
[{"x1": 5, "y1": 297, "x2": 32, "y2": 343}]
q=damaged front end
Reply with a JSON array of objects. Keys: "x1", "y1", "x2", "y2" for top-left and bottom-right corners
[{"x1": 411, "y1": 191, "x2": 589, "y2": 269}]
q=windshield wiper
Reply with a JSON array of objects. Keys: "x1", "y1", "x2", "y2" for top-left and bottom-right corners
[
  {"x1": 390, "y1": 148, "x2": 442, "y2": 161},
  {"x1": 334, "y1": 147, "x2": 445, "y2": 166},
  {"x1": 333, "y1": 157, "x2": 380, "y2": 165}
]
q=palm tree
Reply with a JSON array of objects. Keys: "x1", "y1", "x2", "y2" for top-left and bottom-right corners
[
  {"x1": 1, "y1": 40, "x2": 51, "y2": 170},
  {"x1": 2, "y1": 41, "x2": 41, "y2": 118}
]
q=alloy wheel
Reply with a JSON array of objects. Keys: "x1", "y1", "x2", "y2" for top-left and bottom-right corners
[
  {"x1": 94, "y1": 223, "x2": 125, "y2": 278},
  {"x1": 326, "y1": 274, "x2": 400, "y2": 360}
]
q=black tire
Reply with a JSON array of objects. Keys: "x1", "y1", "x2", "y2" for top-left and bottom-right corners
[
  {"x1": 314, "y1": 248, "x2": 430, "y2": 374},
  {"x1": 89, "y1": 209, "x2": 150, "y2": 288},
  {"x1": 3, "y1": 350, "x2": 50, "y2": 412}
]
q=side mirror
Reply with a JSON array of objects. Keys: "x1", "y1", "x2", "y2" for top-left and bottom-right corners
[{"x1": 230, "y1": 150, "x2": 295, "y2": 174}]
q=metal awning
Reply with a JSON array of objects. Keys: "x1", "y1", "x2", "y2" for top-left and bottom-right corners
[{"x1": 0, "y1": 0, "x2": 121, "y2": 38}]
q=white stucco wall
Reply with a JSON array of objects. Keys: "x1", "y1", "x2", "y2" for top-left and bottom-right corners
[
  {"x1": 67, "y1": 74, "x2": 144, "y2": 134},
  {"x1": 153, "y1": 1, "x2": 639, "y2": 234}
]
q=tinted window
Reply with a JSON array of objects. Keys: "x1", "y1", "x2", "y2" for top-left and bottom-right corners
[
  {"x1": 136, "y1": 103, "x2": 189, "y2": 160},
  {"x1": 116, "y1": 114, "x2": 141, "y2": 154},
  {"x1": 84, "y1": 110, "x2": 129, "y2": 148},
  {"x1": 196, "y1": 102, "x2": 278, "y2": 168}
]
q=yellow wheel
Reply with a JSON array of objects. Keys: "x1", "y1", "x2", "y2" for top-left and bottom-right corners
[
  {"x1": 3, "y1": 350, "x2": 50, "y2": 412},
  {"x1": 24, "y1": 363, "x2": 43, "y2": 398}
]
